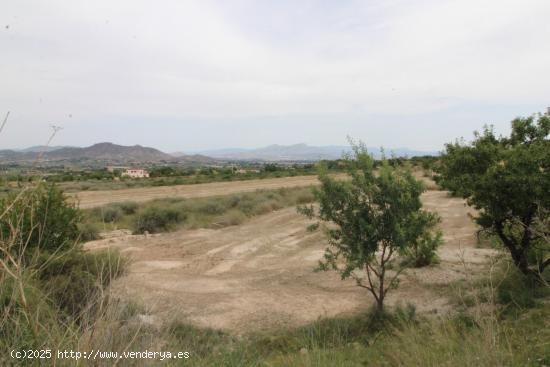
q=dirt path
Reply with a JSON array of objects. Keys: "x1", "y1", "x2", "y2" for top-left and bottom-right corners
[
  {"x1": 86, "y1": 190, "x2": 498, "y2": 333},
  {"x1": 71, "y1": 175, "x2": 331, "y2": 209}
]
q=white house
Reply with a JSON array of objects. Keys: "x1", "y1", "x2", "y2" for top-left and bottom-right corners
[{"x1": 122, "y1": 168, "x2": 150, "y2": 178}]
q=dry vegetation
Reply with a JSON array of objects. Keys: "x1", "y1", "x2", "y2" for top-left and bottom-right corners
[{"x1": 1, "y1": 167, "x2": 548, "y2": 366}]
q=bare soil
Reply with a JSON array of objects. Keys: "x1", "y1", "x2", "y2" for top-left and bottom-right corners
[{"x1": 86, "y1": 189, "x2": 498, "y2": 333}]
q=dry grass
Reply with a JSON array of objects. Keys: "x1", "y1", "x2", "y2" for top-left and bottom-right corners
[{"x1": 81, "y1": 186, "x2": 316, "y2": 235}]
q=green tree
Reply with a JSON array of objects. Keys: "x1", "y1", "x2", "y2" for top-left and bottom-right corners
[
  {"x1": 299, "y1": 144, "x2": 440, "y2": 312},
  {"x1": 436, "y1": 111, "x2": 550, "y2": 278}
]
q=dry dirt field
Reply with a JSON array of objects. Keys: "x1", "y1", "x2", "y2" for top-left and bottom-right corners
[
  {"x1": 85, "y1": 189, "x2": 499, "y2": 334},
  {"x1": 71, "y1": 175, "x2": 330, "y2": 209}
]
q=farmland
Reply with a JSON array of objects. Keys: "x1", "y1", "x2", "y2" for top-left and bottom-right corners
[
  {"x1": 70, "y1": 174, "x2": 344, "y2": 209},
  {"x1": 85, "y1": 189, "x2": 497, "y2": 333}
]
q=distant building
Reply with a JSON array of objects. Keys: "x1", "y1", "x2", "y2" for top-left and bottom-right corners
[{"x1": 122, "y1": 168, "x2": 150, "y2": 178}]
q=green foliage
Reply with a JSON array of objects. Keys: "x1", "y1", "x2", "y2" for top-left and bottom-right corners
[
  {"x1": 436, "y1": 111, "x2": 550, "y2": 277},
  {"x1": 37, "y1": 249, "x2": 126, "y2": 320},
  {"x1": 84, "y1": 187, "x2": 317, "y2": 234},
  {"x1": 403, "y1": 212, "x2": 443, "y2": 267},
  {"x1": 496, "y1": 265, "x2": 550, "y2": 318},
  {"x1": 0, "y1": 184, "x2": 127, "y2": 357},
  {"x1": 117, "y1": 201, "x2": 138, "y2": 215},
  {"x1": 0, "y1": 273, "x2": 63, "y2": 352},
  {"x1": 44, "y1": 168, "x2": 117, "y2": 183},
  {"x1": 77, "y1": 221, "x2": 100, "y2": 241},
  {"x1": 0, "y1": 184, "x2": 81, "y2": 255},
  {"x1": 263, "y1": 163, "x2": 281, "y2": 172},
  {"x1": 169, "y1": 323, "x2": 233, "y2": 358},
  {"x1": 102, "y1": 205, "x2": 123, "y2": 223},
  {"x1": 299, "y1": 143, "x2": 440, "y2": 312},
  {"x1": 132, "y1": 206, "x2": 186, "y2": 234},
  {"x1": 197, "y1": 200, "x2": 226, "y2": 215},
  {"x1": 164, "y1": 307, "x2": 417, "y2": 365}
]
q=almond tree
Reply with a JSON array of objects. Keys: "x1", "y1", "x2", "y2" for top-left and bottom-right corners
[
  {"x1": 436, "y1": 111, "x2": 550, "y2": 279},
  {"x1": 299, "y1": 144, "x2": 440, "y2": 312}
]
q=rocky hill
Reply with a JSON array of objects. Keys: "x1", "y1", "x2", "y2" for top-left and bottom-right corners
[{"x1": 0, "y1": 143, "x2": 215, "y2": 166}]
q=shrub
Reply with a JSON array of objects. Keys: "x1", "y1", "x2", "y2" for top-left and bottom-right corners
[
  {"x1": 197, "y1": 200, "x2": 227, "y2": 215},
  {"x1": 218, "y1": 209, "x2": 247, "y2": 226},
  {"x1": 0, "y1": 183, "x2": 81, "y2": 255},
  {"x1": 235, "y1": 195, "x2": 260, "y2": 215},
  {"x1": 169, "y1": 323, "x2": 232, "y2": 358},
  {"x1": 132, "y1": 206, "x2": 186, "y2": 234},
  {"x1": 252, "y1": 200, "x2": 283, "y2": 215},
  {"x1": 37, "y1": 249, "x2": 126, "y2": 320},
  {"x1": 102, "y1": 205, "x2": 123, "y2": 223},
  {"x1": 78, "y1": 221, "x2": 101, "y2": 241},
  {"x1": 227, "y1": 195, "x2": 241, "y2": 208},
  {"x1": 495, "y1": 265, "x2": 549, "y2": 316},
  {"x1": 117, "y1": 201, "x2": 139, "y2": 215},
  {"x1": 408, "y1": 231, "x2": 442, "y2": 267},
  {"x1": 0, "y1": 273, "x2": 62, "y2": 351},
  {"x1": 403, "y1": 213, "x2": 443, "y2": 267}
]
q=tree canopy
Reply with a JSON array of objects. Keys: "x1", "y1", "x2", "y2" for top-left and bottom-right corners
[
  {"x1": 300, "y1": 144, "x2": 441, "y2": 312},
  {"x1": 436, "y1": 111, "x2": 550, "y2": 278}
]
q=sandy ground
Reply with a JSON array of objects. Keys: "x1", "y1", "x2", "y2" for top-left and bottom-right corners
[
  {"x1": 85, "y1": 189, "x2": 498, "y2": 333},
  {"x1": 71, "y1": 175, "x2": 332, "y2": 209}
]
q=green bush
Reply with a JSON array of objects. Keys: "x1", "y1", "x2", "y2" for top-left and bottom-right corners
[
  {"x1": 102, "y1": 205, "x2": 123, "y2": 223},
  {"x1": 496, "y1": 266, "x2": 546, "y2": 315},
  {"x1": 117, "y1": 201, "x2": 139, "y2": 215},
  {"x1": 0, "y1": 184, "x2": 81, "y2": 255},
  {"x1": 0, "y1": 273, "x2": 63, "y2": 351},
  {"x1": 132, "y1": 206, "x2": 186, "y2": 234},
  {"x1": 227, "y1": 195, "x2": 241, "y2": 208},
  {"x1": 404, "y1": 230, "x2": 443, "y2": 267},
  {"x1": 77, "y1": 221, "x2": 101, "y2": 241},
  {"x1": 37, "y1": 249, "x2": 127, "y2": 320},
  {"x1": 197, "y1": 200, "x2": 226, "y2": 215},
  {"x1": 169, "y1": 323, "x2": 232, "y2": 358}
]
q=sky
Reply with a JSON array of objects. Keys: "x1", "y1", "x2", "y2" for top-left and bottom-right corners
[{"x1": 1, "y1": 0, "x2": 549, "y2": 152}]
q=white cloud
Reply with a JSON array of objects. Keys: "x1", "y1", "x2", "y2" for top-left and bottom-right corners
[{"x1": 0, "y1": 0, "x2": 549, "y2": 150}]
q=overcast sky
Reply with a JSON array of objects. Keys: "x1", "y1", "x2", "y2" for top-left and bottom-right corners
[{"x1": 1, "y1": 0, "x2": 549, "y2": 152}]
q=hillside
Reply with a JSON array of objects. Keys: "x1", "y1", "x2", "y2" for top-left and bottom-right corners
[{"x1": 0, "y1": 143, "x2": 216, "y2": 166}]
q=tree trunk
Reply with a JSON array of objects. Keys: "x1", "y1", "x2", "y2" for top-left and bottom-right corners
[
  {"x1": 494, "y1": 221, "x2": 541, "y2": 280},
  {"x1": 376, "y1": 294, "x2": 384, "y2": 313}
]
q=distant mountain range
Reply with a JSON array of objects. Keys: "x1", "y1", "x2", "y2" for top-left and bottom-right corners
[
  {"x1": 1, "y1": 142, "x2": 438, "y2": 166},
  {"x1": 196, "y1": 143, "x2": 438, "y2": 161},
  {"x1": 15, "y1": 145, "x2": 71, "y2": 153},
  {"x1": 0, "y1": 143, "x2": 214, "y2": 166}
]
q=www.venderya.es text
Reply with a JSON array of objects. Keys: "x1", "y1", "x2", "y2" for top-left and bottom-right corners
[{"x1": 10, "y1": 349, "x2": 190, "y2": 361}]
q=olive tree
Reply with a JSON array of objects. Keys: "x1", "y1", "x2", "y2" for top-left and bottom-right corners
[
  {"x1": 436, "y1": 111, "x2": 550, "y2": 279},
  {"x1": 299, "y1": 145, "x2": 441, "y2": 312}
]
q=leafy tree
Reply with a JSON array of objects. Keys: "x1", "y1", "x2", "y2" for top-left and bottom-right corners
[
  {"x1": 0, "y1": 183, "x2": 81, "y2": 256},
  {"x1": 299, "y1": 144, "x2": 441, "y2": 312},
  {"x1": 436, "y1": 111, "x2": 550, "y2": 278}
]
